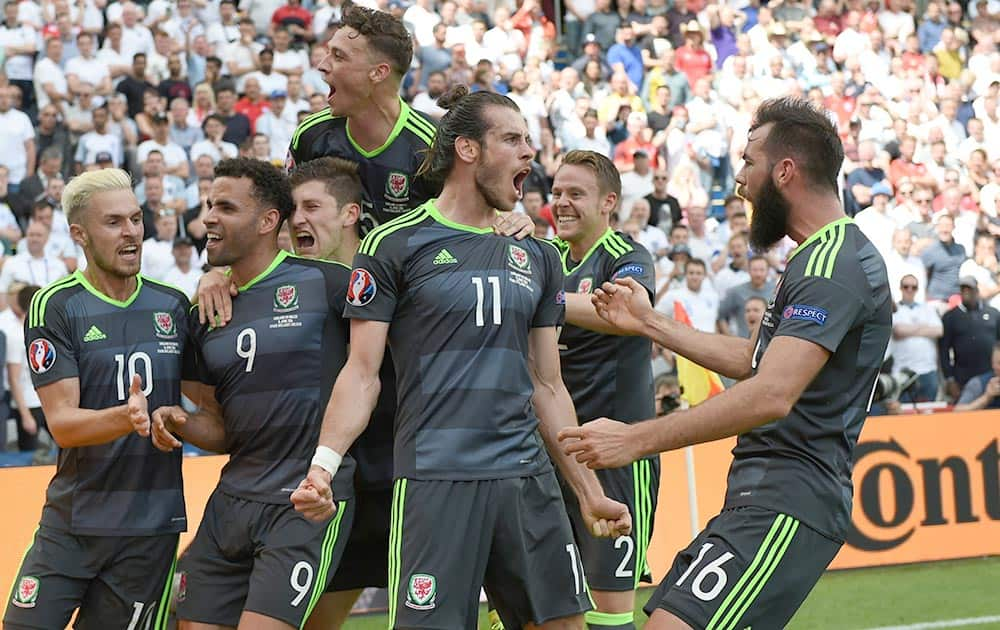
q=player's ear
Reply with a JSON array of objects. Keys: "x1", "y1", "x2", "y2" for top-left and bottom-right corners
[
  {"x1": 369, "y1": 62, "x2": 391, "y2": 84},
  {"x1": 340, "y1": 202, "x2": 361, "y2": 228},
  {"x1": 601, "y1": 192, "x2": 618, "y2": 216},
  {"x1": 69, "y1": 223, "x2": 87, "y2": 249},
  {"x1": 259, "y1": 208, "x2": 282, "y2": 235},
  {"x1": 455, "y1": 136, "x2": 479, "y2": 164}
]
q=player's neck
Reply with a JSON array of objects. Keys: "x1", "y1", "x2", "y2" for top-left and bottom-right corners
[
  {"x1": 82, "y1": 265, "x2": 138, "y2": 302},
  {"x1": 436, "y1": 183, "x2": 497, "y2": 229},
  {"x1": 346, "y1": 94, "x2": 402, "y2": 152},
  {"x1": 787, "y1": 193, "x2": 845, "y2": 245},
  {"x1": 568, "y1": 227, "x2": 607, "y2": 263},
  {"x1": 229, "y1": 246, "x2": 282, "y2": 289},
  {"x1": 331, "y1": 234, "x2": 361, "y2": 267}
]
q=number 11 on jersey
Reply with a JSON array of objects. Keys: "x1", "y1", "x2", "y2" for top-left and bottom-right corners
[{"x1": 472, "y1": 276, "x2": 501, "y2": 327}]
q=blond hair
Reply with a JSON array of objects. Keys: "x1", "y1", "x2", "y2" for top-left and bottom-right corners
[{"x1": 62, "y1": 168, "x2": 134, "y2": 225}]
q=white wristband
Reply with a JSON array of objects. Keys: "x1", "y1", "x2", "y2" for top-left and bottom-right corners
[{"x1": 311, "y1": 446, "x2": 343, "y2": 478}]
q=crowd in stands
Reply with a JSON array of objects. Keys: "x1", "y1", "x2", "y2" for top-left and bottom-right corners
[{"x1": 0, "y1": 0, "x2": 999, "y2": 459}]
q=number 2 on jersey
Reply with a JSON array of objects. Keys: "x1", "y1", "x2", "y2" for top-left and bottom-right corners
[
  {"x1": 115, "y1": 353, "x2": 153, "y2": 401},
  {"x1": 472, "y1": 276, "x2": 501, "y2": 327}
]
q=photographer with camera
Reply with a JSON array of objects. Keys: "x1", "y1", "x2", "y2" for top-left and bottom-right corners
[{"x1": 891, "y1": 273, "x2": 943, "y2": 403}]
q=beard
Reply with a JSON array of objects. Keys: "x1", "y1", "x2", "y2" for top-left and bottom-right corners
[
  {"x1": 748, "y1": 175, "x2": 791, "y2": 252},
  {"x1": 475, "y1": 163, "x2": 515, "y2": 212}
]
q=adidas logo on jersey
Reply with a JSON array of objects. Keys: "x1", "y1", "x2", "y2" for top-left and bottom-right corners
[
  {"x1": 83, "y1": 325, "x2": 107, "y2": 342},
  {"x1": 433, "y1": 249, "x2": 458, "y2": 265}
]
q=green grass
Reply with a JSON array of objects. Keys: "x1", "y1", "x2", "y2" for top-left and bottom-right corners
[{"x1": 342, "y1": 557, "x2": 1000, "y2": 629}]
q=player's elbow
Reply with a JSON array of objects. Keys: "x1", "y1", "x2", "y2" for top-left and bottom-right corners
[{"x1": 757, "y1": 385, "x2": 796, "y2": 420}]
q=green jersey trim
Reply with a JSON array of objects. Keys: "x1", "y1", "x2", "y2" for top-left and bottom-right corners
[
  {"x1": 406, "y1": 109, "x2": 436, "y2": 138},
  {"x1": 786, "y1": 216, "x2": 853, "y2": 262},
  {"x1": 602, "y1": 232, "x2": 634, "y2": 258},
  {"x1": 238, "y1": 250, "x2": 289, "y2": 292},
  {"x1": 291, "y1": 110, "x2": 335, "y2": 150},
  {"x1": 585, "y1": 610, "x2": 635, "y2": 626},
  {"x1": 77, "y1": 271, "x2": 144, "y2": 309},
  {"x1": 288, "y1": 253, "x2": 351, "y2": 270},
  {"x1": 346, "y1": 99, "x2": 411, "y2": 159},
  {"x1": 29, "y1": 274, "x2": 79, "y2": 328},
  {"x1": 426, "y1": 199, "x2": 494, "y2": 235},
  {"x1": 359, "y1": 205, "x2": 431, "y2": 256},
  {"x1": 556, "y1": 228, "x2": 615, "y2": 275},
  {"x1": 807, "y1": 221, "x2": 847, "y2": 278},
  {"x1": 152, "y1": 539, "x2": 179, "y2": 630},
  {"x1": 388, "y1": 479, "x2": 408, "y2": 629}
]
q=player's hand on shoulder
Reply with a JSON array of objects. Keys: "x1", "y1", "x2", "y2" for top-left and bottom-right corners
[
  {"x1": 126, "y1": 374, "x2": 150, "y2": 437},
  {"x1": 558, "y1": 417, "x2": 641, "y2": 470},
  {"x1": 151, "y1": 405, "x2": 188, "y2": 452},
  {"x1": 592, "y1": 277, "x2": 654, "y2": 336},
  {"x1": 493, "y1": 212, "x2": 535, "y2": 240},
  {"x1": 291, "y1": 466, "x2": 336, "y2": 522},
  {"x1": 197, "y1": 268, "x2": 238, "y2": 327},
  {"x1": 582, "y1": 494, "x2": 633, "y2": 539}
]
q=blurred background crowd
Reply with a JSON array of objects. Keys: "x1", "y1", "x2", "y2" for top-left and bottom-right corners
[{"x1": 0, "y1": 0, "x2": 997, "y2": 461}]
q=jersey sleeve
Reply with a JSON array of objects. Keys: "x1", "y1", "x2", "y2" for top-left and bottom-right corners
[
  {"x1": 774, "y1": 275, "x2": 865, "y2": 353},
  {"x1": 608, "y1": 246, "x2": 656, "y2": 300},
  {"x1": 182, "y1": 305, "x2": 214, "y2": 386},
  {"x1": 532, "y1": 240, "x2": 566, "y2": 328},
  {"x1": 26, "y1": 297, "x2": 79, "y2": 388},
  {"x1": 343, "y1": 244, "x2": 400, "y2": 323}
]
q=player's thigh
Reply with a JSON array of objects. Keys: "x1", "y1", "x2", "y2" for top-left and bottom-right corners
[
  {"x1": 177, "y1": 491, "x2": 255, "y2": 628},
  {"x1": 3, "y1": 526, "x2": 95, "y2": 630},
  {"x1": 75, "y1": 533, "x2": 179, "y2": 630},
  {"x1": 389, "y1": 478, "x2": 495, "y2": 630},
  {"x1": 244, "y1": 499, "x2": 354, "y2": 629},
  {"x1": 644, "y1": 507, "x2": 840, "y2": 630},
  {"x1": 326, "y1": 486, "x2": 392, "y2": 593},
  {"x1": 303, "y1": 589, "x2": 363, "y2": 630},
  {"x1": 485, "y1": 471, "x2": 591, "y2": 630},
  {"x1": 565, "y1": 458, "x2": 660, "y2": 597}
]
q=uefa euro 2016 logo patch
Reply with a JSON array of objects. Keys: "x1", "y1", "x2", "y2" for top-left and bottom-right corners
[
  {"x1": 347, "y1": 269, "x2": 377, "y2": 307},
  {"x1": 28, "y1": 339, "x2": 56, "y2": 374},
  {"x1": 782, "y1": 304, "x2": 828, "y2": 326}
]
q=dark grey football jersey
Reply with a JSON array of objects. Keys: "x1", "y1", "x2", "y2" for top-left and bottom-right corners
[
  {"x1": 555, "y1": 229, "x2": 656, "y2": 424},
  {"x1": 344, "y1": 201, "x2": 566, "y2": 481},
  {"x1": 27, "y1": 272, "x2": 191, "y2": 536},
  {"x1": 188, "y1": 251, "x2": 356, "y2": 503},
  {"x1": 286, "y1": 101, "x2": 438, "y2": 234},
  {"x1": 729, "y1": 217, "x2": 892, "y2": 541}
]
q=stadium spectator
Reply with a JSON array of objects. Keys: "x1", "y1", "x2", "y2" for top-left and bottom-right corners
[
  {"x1": 885, "y1": 228, "x2": 929, "y2": 303},
  {"x1": 854, "y1": 181, "x2": 897, "y2": 258},
  {"x1": 922, "y1": 214, "x2": 966, "y2": 305},
  {"x1": 645, "y1": 168, "x2": 682, "y2": 229},
  {"x1": 712, "y1": 233, "x2": 752, "y2": 297},
  {"x1": 955, "y1": 342, "x2": 1000, "y2": 411},
  {"x1": 716, "y1": 255, "x2": 774, "y2": 337},
  {"x1": 0, "y1": 86, "x2": 36, "y2": 192},
  {"x1": 0, "y1": 220, "x2": 69, "y2": 291},
  {"x1": 657, "y1": 257, "x2": 719, "y2": 332},
  {"x1": 940, "y1": 276, "x2": 1000, "y2": 401},
  {"x1": 892, "y1": 274, "x2": 943, "y2": 403},
  {"x1": 627, "y1": 197, "x2": 668, "y2": 258},
  {"x1": 214, "y1": 85, "x2": 252, "y2": 146},
  {"x1": 137, "y1": 113, "x2": 190, "y2": 179}
]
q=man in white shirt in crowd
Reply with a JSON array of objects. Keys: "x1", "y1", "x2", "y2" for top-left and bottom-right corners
[
  {"x1": 712, "y1": 232, "x2": 751, "y2": 298},
  {"x1": 162, "y1": 236, "x2": 202, "y2": 299},
  {"x1": 140, "y1": 208, "x2": 183, "y2": 280},
  {"x1": 0, "y1": 220, "x2": 69, "y2": 291},
  {"x1": 34, "y1": 37, "x2": 70, "y2": 112},
  {"x1": 74, "y1": 105, "x2": 124, "y2": 170},
  {"x1": 138, "y1": 112, "x2": 191, "y2": 179},
  {"x1": 411, "y1": 70, "x2": 448, "y2": 121},
  {"x1": 1, "y1": 282, "x2": 49, "y2": 456},
  {"x1": 885, "y1": 228, "x2": 927, "y2": 303},
  {"x1": 854, "y1": 180, "x2": 898, "y2": 260},
  {"x1": 685, "y1": 202, "x2": 720, "y2": 263},
  {"x1": 18, "y1": 199, "x2": 76, "y2": 267},
  {"x1": 620, "y1": 150, "x2": 655, "y2": 218},
  {"x1": 657, "y1": 257, "x2": 720, "y2": 332},
  {"x1": 0, "y1": 85, "x2": 35, "y2": 192},
  {"x1": 625, "y1": 197, "x2": 668, "y2": 259},
  {"x1": 66, "y1": 31, "x2": 113, "y2": 97},
  {"x1": 190, "y1": 114, "x2": 239, "y2": 163},
  {"x1": 254, "y1": 91, "x2": 296, "y2": 161},
  {"x1": 891, "y1": 273, "x2": 943, "y2": 403}
]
